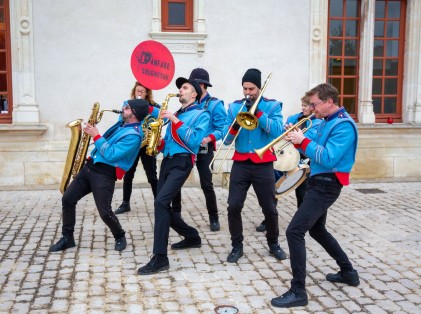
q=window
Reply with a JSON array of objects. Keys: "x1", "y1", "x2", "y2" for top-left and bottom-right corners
[
  {"x1": 162, "y1": 0, "x2": 193, "y2": 32},
  {"x1": 0, "y1": 0, "x2": 12, "y2": 124},
  {"x1": 327, "y1": 0, "x2": 361, "y2": 119},
  {"x1": 372, "y1": 0, "x2": 405, "y2": 122}
]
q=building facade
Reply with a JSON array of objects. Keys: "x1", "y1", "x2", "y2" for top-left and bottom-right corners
[{"x1": 0, "y1": 0, "x2": 420, "y2": 190}]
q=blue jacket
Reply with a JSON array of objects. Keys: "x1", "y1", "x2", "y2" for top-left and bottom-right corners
[
  {"x1": 223, "y1": 97, "x2": 283, "y2": 159},
  {"x1": 196, "y1": 93, "x2": 227, "y2": 144},
  {"x1": 299, "y1": 107, "x2": 358, "y2": 176},
  {"x1": 90, "y1": 121, "x2": 143, "y2": 171},
  {"x1": 161, "y1": 104, "x2": 210, "y2": 156}
]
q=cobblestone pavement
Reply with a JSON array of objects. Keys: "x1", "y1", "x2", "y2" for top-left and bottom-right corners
[{"x1": 0, "y1": 182, "x2": 420, "y2": 314}]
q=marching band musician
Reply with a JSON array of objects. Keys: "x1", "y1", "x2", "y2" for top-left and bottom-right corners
[
  {"x1": 171, "y1": 68, "x2": 227, "y2": 232},
  {"x1": 223, "y1": 68, "x2": 287, "y2": 263},
  {"x1": 114, "y1": 82, "x2": 161, "y2": 215},
  {"x1": 271, "y1": 83, "x2": 359, "y2": 308},
  {"x1": 256, "y1": 94, "x2": 321, "y2": 233},
  {"x1": 49, "y1": 99, "x2": 150, "y2": 253},
  {"x1": 137, "y1": 77, "x2": 210, "y2": 275}
]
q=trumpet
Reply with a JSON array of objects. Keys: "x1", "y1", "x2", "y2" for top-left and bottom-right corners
[{"x1": 254, "y1": 113, "x2": 315, "y2": 159}]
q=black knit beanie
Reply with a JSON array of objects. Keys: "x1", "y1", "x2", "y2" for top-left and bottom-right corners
[{"x1": 242, "y1": 68, "x2": 261, "y2": 89}]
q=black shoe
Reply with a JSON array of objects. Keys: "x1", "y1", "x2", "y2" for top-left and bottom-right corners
[
  {"x1": 210, "y1": 217, "x2": 220, "y2": 232},
  {"x1": 326, "y1": 269, "x2": 360, "y2": 286},
  {"x1": 115, "y1": 236, "x2": 127, "y2": 251},
  {"x1": 256, "y1": 220, "x2": 266, "y2": 232},
  {"x1": 114, "y1": 201, "x2": 131, "y2": 215},
  {"x1": 49, "y1": 236, "x2": 76, "y2": 252},
  {"x1": 271, "y1": 289, "x2": 308, "y2": 308},
  {"x1": 137, "y1": 255, "x2": 169, "y2": 275},
  {"x1": 227, "y1": 247, "x2": 243, "y2": 263},
  {"x1": 269, "y1": 243, "x2": 287, "y2": 260},
  {"x1": 171, "y1": 237, "x2": 202, "y2": 250}
]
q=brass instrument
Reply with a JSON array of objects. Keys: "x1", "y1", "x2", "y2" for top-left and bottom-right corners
[
  {"x1": 236, "y1": 73, "x2": 272, "y2": 130},
  {"x1": 209, "y1": 73, "x2": 273, "y2": 174},
  {"x1": 209, "y1": 97, "x2": 250, "y2": 174},
  {"x1": 145, "y1": 93, "x2": 180, "y2": 156},
  {"x1": 59, "y1": 103, "x2": 122, "y2": 194},
  {"x1": 254, "y1": 113, "x2": 315, "y2": 159}
]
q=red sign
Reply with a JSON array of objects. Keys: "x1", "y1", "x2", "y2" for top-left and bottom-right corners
[{"x1": 130, "y1": 40, "x2": 175, "y2": 90}]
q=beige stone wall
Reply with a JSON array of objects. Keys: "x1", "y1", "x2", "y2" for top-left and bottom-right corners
[
  {"x1": 1, "y1": 124, "x2": 420, "y2": 190},
  {"x1": 352, "y1": 125, "x2": 421, "y2": 182}
]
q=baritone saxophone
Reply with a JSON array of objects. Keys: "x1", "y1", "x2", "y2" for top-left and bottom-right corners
[
  {"x1": 145, "y1": 93, "x2": 179, "y2": 156},
  {"x1": 59, "y1": 102, "x2": 122, "y2": 194}
]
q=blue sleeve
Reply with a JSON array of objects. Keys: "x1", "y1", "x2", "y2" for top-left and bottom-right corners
[{"x1": 209, "y1": 100, "x2": 227, "y2": 141}]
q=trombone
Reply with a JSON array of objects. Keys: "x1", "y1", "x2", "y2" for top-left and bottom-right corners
[
  {"x1": 254, "y1": 113, "x2": 315, "y2": 159},
  {"x1": 209, "y1": 73, "x2": 273, "y2": 174}
]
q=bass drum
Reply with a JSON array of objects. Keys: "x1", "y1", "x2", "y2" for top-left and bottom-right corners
[
  {"x1": 273, "y1": 140, "x2": 300, "y2": 172},
  {"x1": 275, "y1": 164, "x2": 310, "y2": 198}
]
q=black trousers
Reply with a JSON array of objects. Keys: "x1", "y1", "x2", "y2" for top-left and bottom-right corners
[
  {"x1": 286, "y1": 174, "x2": 353, "y2": 292},
  {"x1": 122, "y1": 146, "x2": 158, "y2": 201},
  {"x1": 62, "y1": 165, "x2": 125, "y2": 239},
  {"x1": 295, "y1": 176, "x2": 308, "y2": 208},
  {"x1": 196, "y1": 143, "x2": 218, "y2": 218},
  {"x1": 153, "y1": 154, "x2": 199, "y2": 255},
  {"x1": 170, "y1": 143, "x2": 218, "y2": 219},
  {"x1": 228, "y1": 160, "x2": 279, "y2": 248}
]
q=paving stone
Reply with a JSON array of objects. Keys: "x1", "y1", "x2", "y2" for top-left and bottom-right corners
[{"x1": 0, "y1": 183, "x2": 420, "y2": 313}]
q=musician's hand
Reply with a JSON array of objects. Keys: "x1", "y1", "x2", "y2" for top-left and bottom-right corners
[
  {"x1": 285, "y1": 128, "x2": 305, "y2": 145},
  {"x1": 161, "y1": 110, "x2": 179, "y2": 124},
  {"x1": 83, "y1": 123, "x2": 99, "y2": 137},
  {"x1": 201, "y1": 137, "x2": 211, "y2": 145},
  {"x1": 245, "y1": 97, "x2": 253, "y2": 110},
  {"x1": 284, "y1": 123, "x2": 295, "y2": 131}
]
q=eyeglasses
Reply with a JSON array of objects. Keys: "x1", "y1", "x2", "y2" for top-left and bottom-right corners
[{"x1": 310, "y1": 100, "x2": 325, "y2": 108}]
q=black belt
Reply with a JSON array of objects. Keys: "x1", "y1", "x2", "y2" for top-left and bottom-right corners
[
  {"x1": 312, "y1": 174, "x2": 337, "y2": 182},
  {"x1": 164, "y1": 153, "x2": 191, "y2": 159}
]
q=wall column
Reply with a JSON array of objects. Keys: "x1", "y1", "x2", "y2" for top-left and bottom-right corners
[{"x1": 358, "y1": 0, "x2": 376, "y2": 123}]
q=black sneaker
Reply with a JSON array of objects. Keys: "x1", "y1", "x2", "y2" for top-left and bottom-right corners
[
  {"x1": 171, "y1": 237, "x2": 202, "y2": 250},
  {"x1": 114, "y1": 201, "x2": 131, "y2": 215},
  {"x1": 210, "y1": 217, "x2": 220, "y2": 232},
  {"x1": 137, "y1": 255, "x2": 169, "y2": 275},
  {"x1": 227, "y1": 247, "x2": 243, "y2": 263},
  {"x1": 271, "y1": 289, "x2": 308, "y2": 308},
  {"x1": 256, "y1": 220, "x2": 266, "y2": 232},
  {"x1": 115, "y1": 236, "x2": 127, "y2": 251},
  {"x1": 326, "y1": 269, "x2": 360, "y2": 286},
  {"x1": 49, "y1": 236, "x2": 76, "y2": 252},
  {"x1": 269, "y1": 243, "x2": 287, "y2": 260}
]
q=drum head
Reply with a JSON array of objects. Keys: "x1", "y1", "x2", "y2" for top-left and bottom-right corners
[
  {"x1": 273, "y1": 140, "x2": 300, "y2": 172},
  {"x1": 275, "y1": 164, "x2": 309, "y2": 198}
]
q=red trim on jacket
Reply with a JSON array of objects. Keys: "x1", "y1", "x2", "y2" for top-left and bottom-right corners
[
  {"x1": 232, "y1": 149, "x2": 276, "y2": 163},
  {"x1": 335, "y1": 172, "x2": 349, "y2": 186},
  {"x1": 209, "y1": 134, "x2": 216, "y2": 150},
  {"x1": 93, "y1": 134, "x2": 101, "y2": 142},
  {"x1": 157, "y1": 139, "x2": 165, "y2": 152},
  {"x1": 255, "y1": 111, "x2": 263, "y2": 119}
]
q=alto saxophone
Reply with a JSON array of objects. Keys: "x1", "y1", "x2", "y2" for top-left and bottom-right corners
[
  {"x1": 145, "y1": 93, "x2": 179, "y2": 156},
  {"x1": 59, "y1": 102, "x2": 122, "y2": 194}
]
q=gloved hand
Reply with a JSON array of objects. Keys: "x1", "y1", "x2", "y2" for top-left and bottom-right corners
[
  {"x1": 245, "y1": 97, "x2": 253, "y2": 110},
  {"x1": 231, "y1": 121, "x2": 241, "y2": 131}
]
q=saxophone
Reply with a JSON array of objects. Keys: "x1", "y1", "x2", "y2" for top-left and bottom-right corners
[
  {"x1": 59, "y1": 102, "x2": 122, "y2": 194},
  {"x1": 145, "y1": 93, "x2": 179, "y2": 156}
]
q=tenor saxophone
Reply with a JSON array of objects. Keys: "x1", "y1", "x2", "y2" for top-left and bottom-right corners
[
  {"x1": 145, "y1": 93, "x2": 179, "y2": 156},
  {"x1": 59, "y1": 102, "x2": 122, "y2": 194}
]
